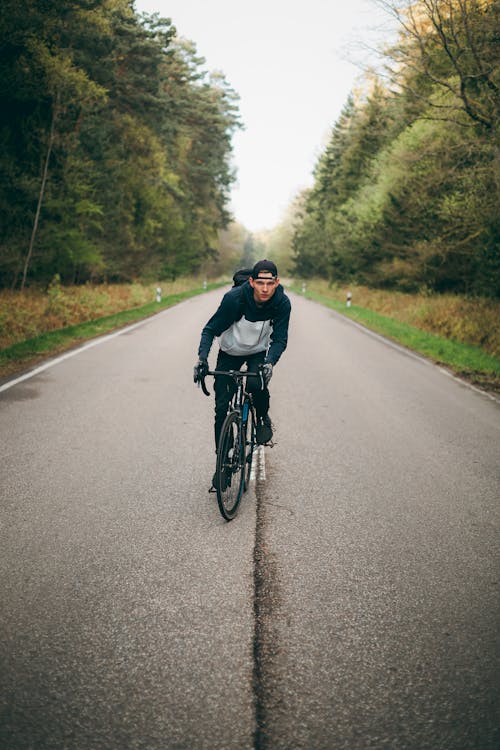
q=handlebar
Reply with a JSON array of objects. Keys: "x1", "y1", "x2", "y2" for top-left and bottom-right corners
[{"x1": 198, "y1": 367, "x2": 264, "y2": 397}]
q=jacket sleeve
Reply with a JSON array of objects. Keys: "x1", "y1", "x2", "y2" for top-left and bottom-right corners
[
  {"x1": 198, "y1": 291, "x2": 240, "y2": 359},
  {"x1": 266, "y1": 297, "x2": 291, "y2": 365}
]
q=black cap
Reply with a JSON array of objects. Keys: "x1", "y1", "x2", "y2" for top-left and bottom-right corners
[{"x1": 251, "y1": 259, "x2": 278, "y2": 278}]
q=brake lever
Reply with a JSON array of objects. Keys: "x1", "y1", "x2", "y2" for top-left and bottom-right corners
[{"x1": 200, "y1": 375, "x2": 210, "y2": 396}]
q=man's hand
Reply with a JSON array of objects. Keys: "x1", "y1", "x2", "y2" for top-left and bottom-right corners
[
  {"x1": 194, "y1": 357, "x2": 208, "y2": 384},
  {"x1": 261, "y1": 363, "x2": 273, "y2": 387}
]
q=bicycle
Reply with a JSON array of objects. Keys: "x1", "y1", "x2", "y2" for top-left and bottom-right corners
[{"x1": 199, "y1": 368, "x2": 261, "y2": 521}]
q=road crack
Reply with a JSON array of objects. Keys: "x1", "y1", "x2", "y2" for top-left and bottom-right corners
[{"x1": 252, "y1": 467, "x2": 281, "y2": 750}]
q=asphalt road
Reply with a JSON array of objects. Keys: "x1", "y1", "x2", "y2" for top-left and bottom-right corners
[{"x1": 1, "y1": 288, "x2": 499, "y2": 749}]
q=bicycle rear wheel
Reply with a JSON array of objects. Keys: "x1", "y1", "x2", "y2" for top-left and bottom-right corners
[
  {"x1": 216, "y1": 411, "x2": 245, "y2": 521},
  {"x1": 243, "y1": 405, "x2": 255, "y2": 493}
]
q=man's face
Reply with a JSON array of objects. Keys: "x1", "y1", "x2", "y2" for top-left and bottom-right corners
[{"x1": 249, "y1": 272, "x2": 279, "y2": 304}]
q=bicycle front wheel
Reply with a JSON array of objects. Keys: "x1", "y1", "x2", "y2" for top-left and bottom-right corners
[
  {"x1": 243, "y1": 405, "x2": 255, "y2": 493},
  {"x1": 216, "y1": 411, "x2": 245, "y2": 521}
]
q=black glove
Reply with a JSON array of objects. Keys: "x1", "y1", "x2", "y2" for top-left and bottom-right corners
[
  {"x1": 261, "y1": 363, "x2": 273, "y2": 387},
  {"x1": 194, "y1": 357, "x2": 208, "y2": 384}
]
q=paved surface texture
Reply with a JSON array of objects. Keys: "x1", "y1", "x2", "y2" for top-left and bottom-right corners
[{"x1": 1, "y1": 288, "x2": 499, "y2": 749}]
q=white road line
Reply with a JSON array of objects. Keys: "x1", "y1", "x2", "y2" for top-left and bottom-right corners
[
  {"x1": 317, "y1": 301, "x2": 500, "y2": 405},
  {"x1": 258, "y1": 445, "x2": 266, "y2": 481},
  {"x1": 250, "y1": 456, "x2": 256, "y2": 482},
  {"x1": 250, "y1": 445, "x2": 266, "y2": 483},
  {"x1": 436, "y1": 366, "x2": 500, "y2": 403},
  {"x1": 0, "y1": 310, "x2": 172, "y2": 394}
]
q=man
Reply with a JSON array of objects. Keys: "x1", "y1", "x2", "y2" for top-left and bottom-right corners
[{"x1": 194, "y1": 259, "x2": 291, "y2": 479}]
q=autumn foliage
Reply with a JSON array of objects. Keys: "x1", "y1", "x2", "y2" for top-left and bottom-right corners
[{"x1": 0, "y1": 278, "x2": 197, "y2": 350}]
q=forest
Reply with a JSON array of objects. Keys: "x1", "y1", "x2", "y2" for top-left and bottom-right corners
[
  {"x1": 1, "y1": 1, "x2": 498, "y2": 299},
  {"x1": 290, "y1": 0, "x2": 499, "y2": 298},
  {"x1": 0, "y1": 0, "x2": 241, "y2": 289}
]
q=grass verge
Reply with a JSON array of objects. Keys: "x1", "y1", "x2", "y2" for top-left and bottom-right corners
[
  {"x1": 0, "y1": 283, "x2": 224, "y2": 381},
  {"x1": 291, "y1": 285, "x2": 500, "y2": 395}
]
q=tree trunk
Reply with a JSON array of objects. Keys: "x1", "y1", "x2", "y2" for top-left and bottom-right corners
[{"x1": 20, "y1": 93, "x2": 59, "y2": 290}]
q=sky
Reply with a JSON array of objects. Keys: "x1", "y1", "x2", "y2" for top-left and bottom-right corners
[{"x1": 135, "y1": 0, "x2": 393, "y2": 232}]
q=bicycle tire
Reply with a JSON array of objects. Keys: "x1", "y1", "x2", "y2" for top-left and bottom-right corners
[
  {"x1": 216, "y1": 411, "x2": 245, "y2": 521},
  {"x1": 243, "y1": 404, "x2": 255, "y2": 493}
]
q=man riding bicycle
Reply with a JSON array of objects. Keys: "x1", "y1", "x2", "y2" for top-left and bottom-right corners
[{"x1": 194, "y1": 259, "x2": 291, "y2": 487}]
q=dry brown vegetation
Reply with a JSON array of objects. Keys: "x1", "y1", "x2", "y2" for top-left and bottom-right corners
[
  {"x1": 0, "y1": 279, "x2": 201, "y2": 350},
  {"x1": 304, "y1": 281, "x2": 500, "y2": 358},
  {"x1": 1, "y1": 280, "x2": 498, "y2": 364}
]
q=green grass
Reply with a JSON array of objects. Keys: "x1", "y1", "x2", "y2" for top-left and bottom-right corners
[
  {"x1": 3, "y1": 280, "x2": 499, "y2": 394},
  {"x1": 0, "y1": 282, "x2": 224, "y2": 377},
  {"x1": 291, "y1": 285, "x2": 500, "y2": 391}
]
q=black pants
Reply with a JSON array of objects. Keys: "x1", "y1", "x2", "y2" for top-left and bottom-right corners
[{"x1": 214, "y1": 349, "x2": 269, "y2": 450}]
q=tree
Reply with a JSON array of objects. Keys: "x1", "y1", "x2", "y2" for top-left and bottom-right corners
[
  {"x1": 207, "y1": 222, "x2": 247, "y2": 277},
  {"x1": 0, "y1": 0, "x2": 107, "y2": 287},
  {"x1": 292, "y1": 81, "x2": 393, "y2": 280},
  {"x1": 0, "y1": 2, "x2": 242, "y2": 288},
  {"x1": 258, "y1": 191, "x2": 307, "y2": 276},
  {"x1": 291, "y1": 0, "x2": 499, "y2": 296},
  {"x1": 380, "y1": 0, "x2": 499, "y2": 132}
]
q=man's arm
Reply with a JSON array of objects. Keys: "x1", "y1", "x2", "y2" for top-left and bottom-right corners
[
  {"x1": 266, "y1": 298, "x2": 291, "y2": 365},
  {"x1": 198, "y1": 290, "x2": 241, "y2": 360}
]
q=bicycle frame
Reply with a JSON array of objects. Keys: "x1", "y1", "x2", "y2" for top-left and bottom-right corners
[
  {"x1": 205, "y1": 368, "x2": 255, "y2": 440},
  {"x1": 200, "y1": 368, "x2": 258, "y2": 520}
]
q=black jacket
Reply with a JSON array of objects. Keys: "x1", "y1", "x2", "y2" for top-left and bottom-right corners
[{"x1": 198, "y1": 282, "x2": 291, "y2": 365}]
